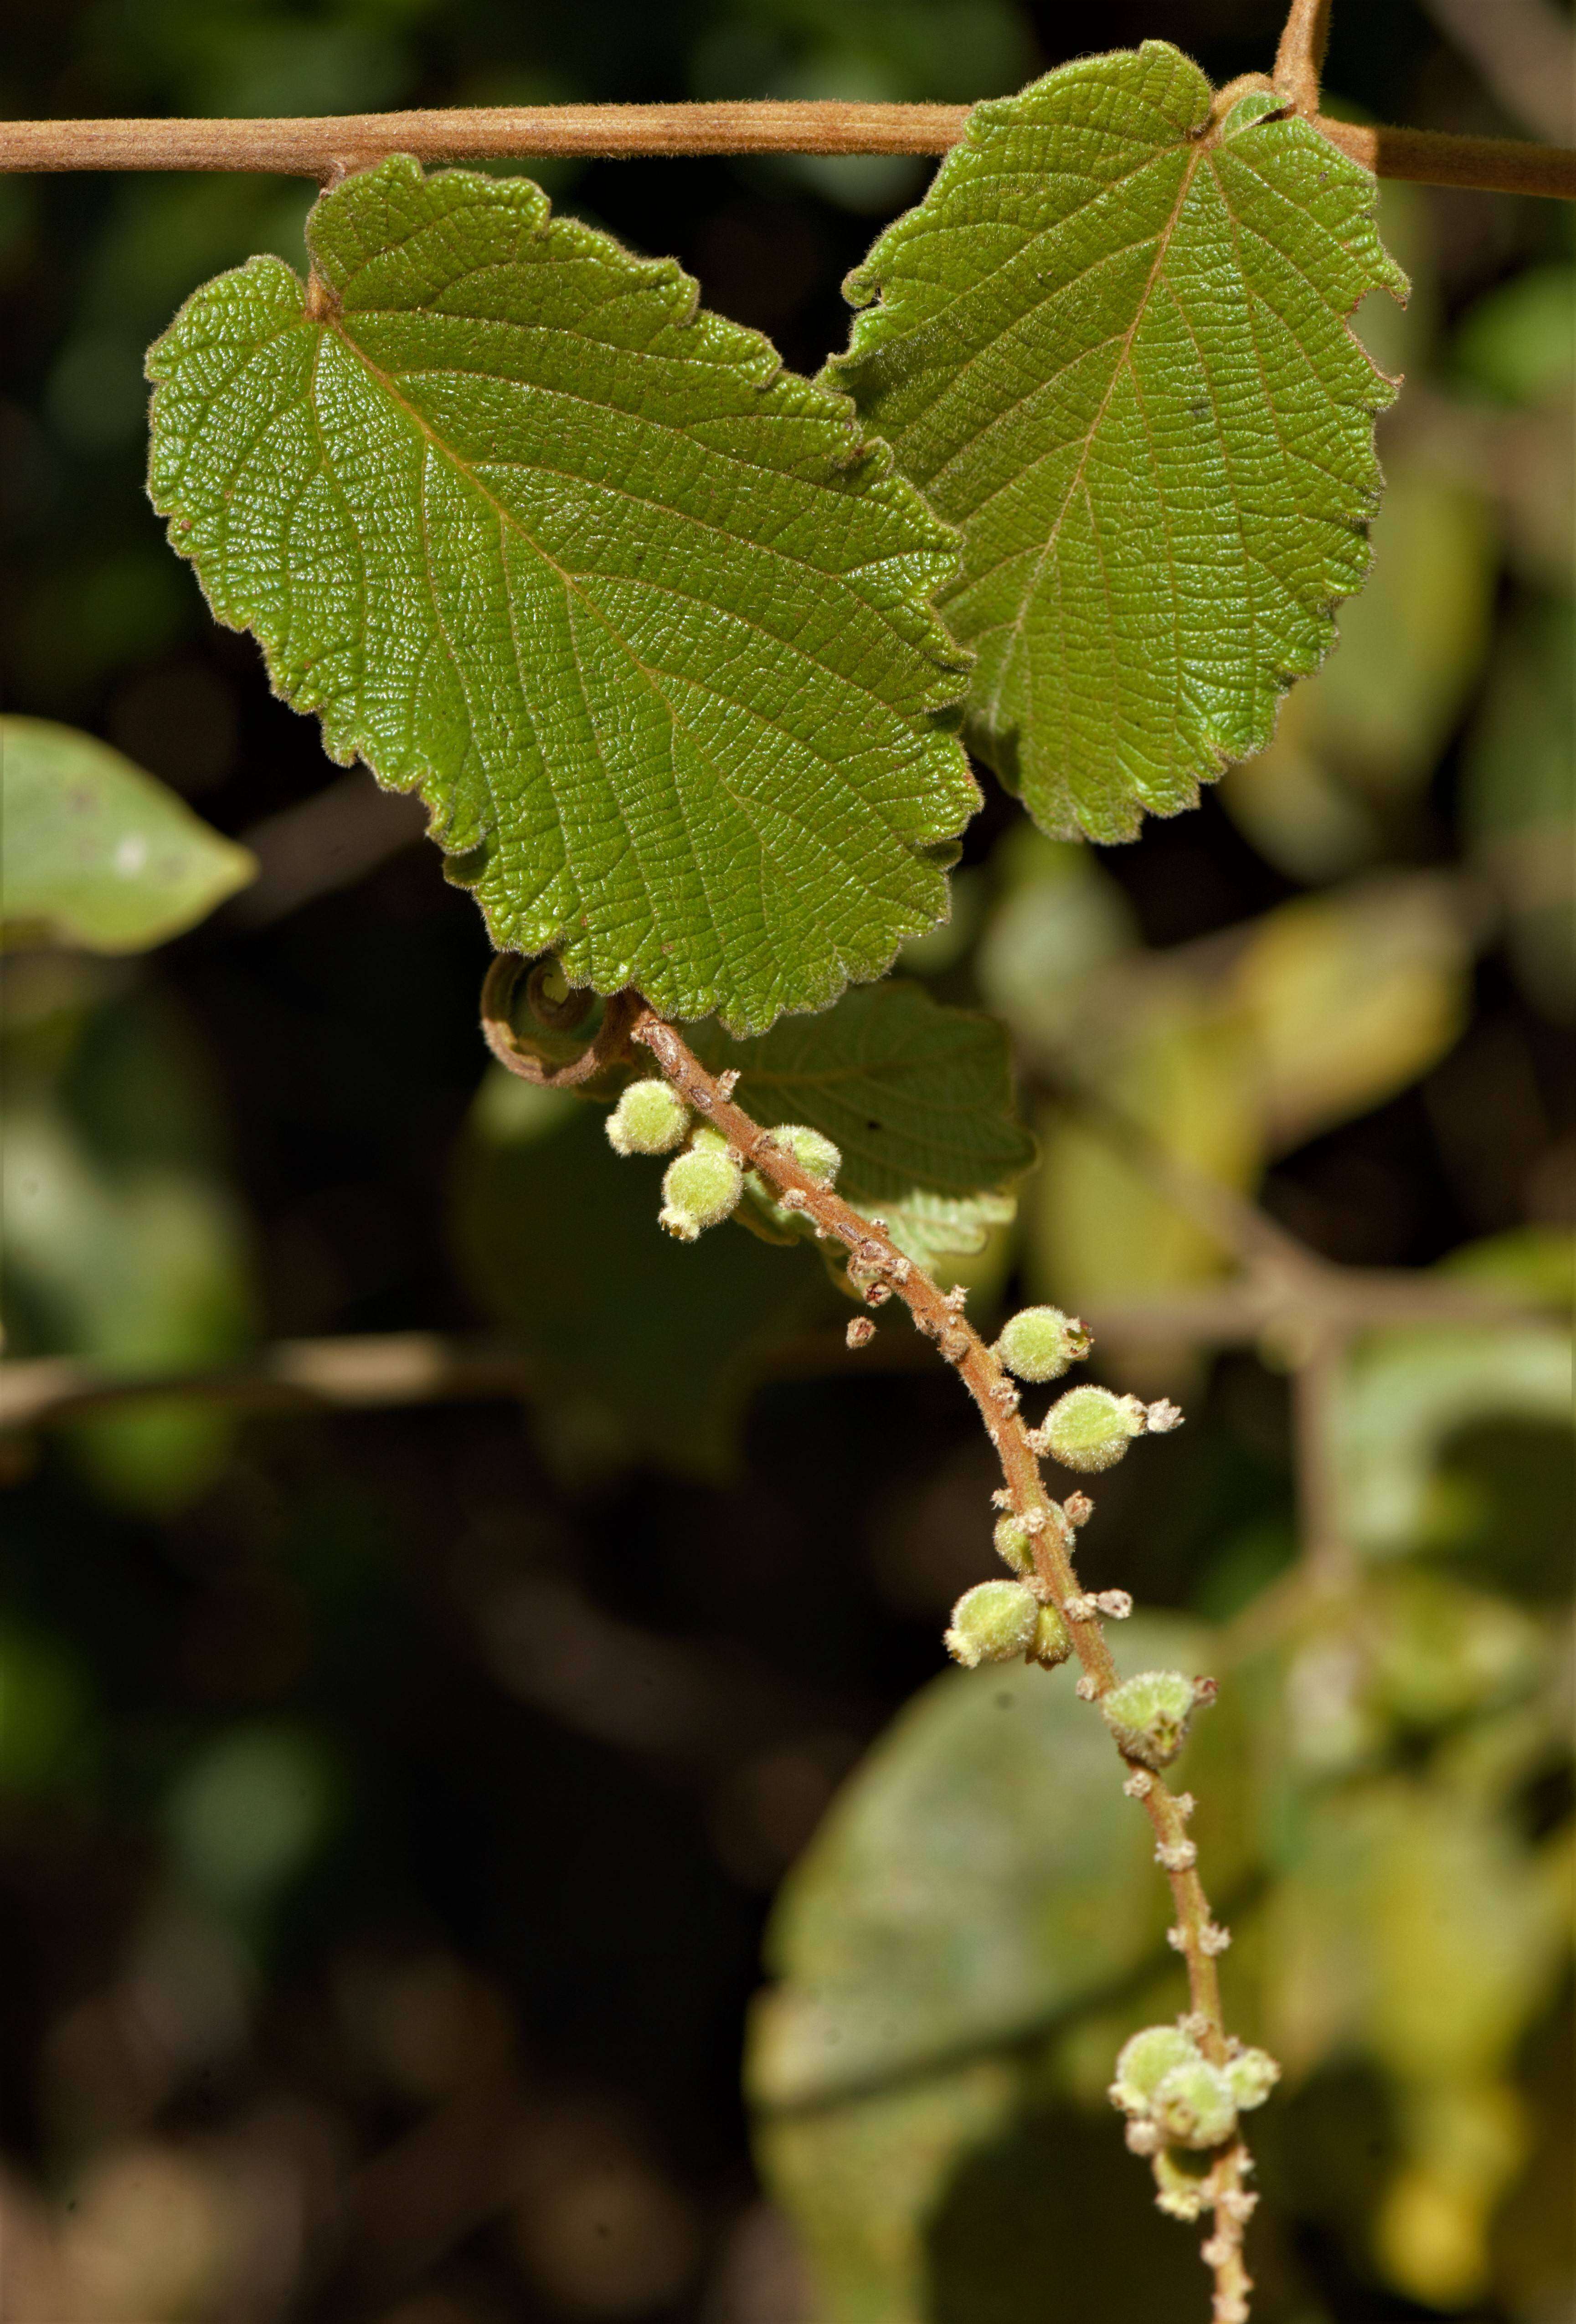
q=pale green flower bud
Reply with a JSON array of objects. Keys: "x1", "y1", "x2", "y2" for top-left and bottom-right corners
[
  {"x1": 1109, "y1": 2025, "x2": 1202, "y2": 2116},
  {"x1": 943, "y1": 1580, "x2": 1038, "y2": 1668},
  {"x1": 1028, "y1": 1601, "x2": 1072, "y2": 1669},
  {"x1": 771, "y1": 1123, "x2": 842, "y2": 1185},
  {"x1": 606, "y1": 1078, "x2": 690, "y2": 1157},
  {"x1": 1151, "y1": 2144, "x2": 1214, "y2": 2221},
  {"x1": 1151, "y1": 2058, "x2": 1239, "y2": 2150},
  {"x1": 1101, "y1": 1669, "x2": 1206, "y2": 1768},
  {"x1": 1225, "y1": 2046, "x2": 1280, "y2": 2112},
  {"x1": 1040, "y1": 1385, "x2": 1145, "y2": 1472},
  {"x1": 659, "y1": 1141, "x2": 742, "y2": 1239},
  {"x1": 993, "y1": 1304, "x2": 1091, "y2": 1383},
  {"x1": 992, "y1": 1514, "x2": 1033, "y2": 1575}
]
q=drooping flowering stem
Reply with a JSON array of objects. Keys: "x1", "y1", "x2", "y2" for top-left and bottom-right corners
[{"x1": 608, "y1": 997, "x2": 1259, "y2": 2322}]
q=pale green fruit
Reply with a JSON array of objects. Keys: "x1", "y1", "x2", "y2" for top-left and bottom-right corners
[
  {"x1": 1040, "y1": 1385, "x2": 1144, "y2": 1472},
  {"x1": 993, "y1": 1304, "x2": 1091, "y2": 1383},
  {"x1": 1151, "y1": 2143, "x2": 1214, "y2": 2221},
  {"x1": 1225, "y1": 2046, "x2": 1281, "y2": 2112},
  {"x1": 772, "y1": 1122, "x2": 842, "y2": 1184},
  {"x1": 992, "y1": 1514, "x2": 1033, "y2": 1576},
  {"x1": 659, "y1": 1141, "x2": 742, "y2": 1240},
  {"x1": 1151, "y1": 2058, "x2": 1239, "y2": 2150},
  {"x1": 607, "y1": 1078, "x2": 691, "y2": 1157},
  {"x1": 1100, "y1": 1669, "x2": 1203, "y2": 1769},
  {"x1": 1028, "y1": 1601, "x2": 1072, "y2": 1669},
  {"x1": 1110, "y1": 2025, "x2": 1201, "y2": 2116},
  {"x1": 943, "y1": 1579, "x2": 1038, "y2": 1668}
]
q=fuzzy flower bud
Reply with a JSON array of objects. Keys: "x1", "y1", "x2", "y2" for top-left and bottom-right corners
[
  {"x1": 607, "y1": 1078, "x2": 690, "y2": 1157},
  {"x1": 1151, "y1": 2144, "x2": 1214, "y2": 2221},
  {"x1": 659, "y1": 1140, "x2": 742, "y2": 1240},
  {"x1": 943, "y1": 1580, "x2": 1038, "y2": 1668},
  {"x1": 992, "y1": 1514, "x2": 1033, "y2": 1576},
  {"x1": 993, "y1": 1304, "x2": 1092, "y2": 1384},
  {"x1": 1109, "y1": 2025, "x2": 1202, "y2": 2116},
  {"x1": 771, "y1": 1123, "x2": 842, "y2": 1185},
  {"x1": 1150, "y1": 2059, "x2": 1239, "y2": 2150},
  {"x1": 1101, "y1": 1669, "x2": 1207, "y2": 1769},
  {"x1": 1225, "y1": 2046, "x2": 1281, "y2": 2112},
  {"x1": 1028, "y1": 1602, "x2": 1072, "y2": 1669},
  {"x1": 1040, "y1": 1386, "x2": 1146, "y2": 1472}
]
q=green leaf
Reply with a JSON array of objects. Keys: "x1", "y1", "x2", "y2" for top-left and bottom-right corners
[
  {"x1": 449, "y1": 1071, "x2": 831, "y2": 1474},
  {"x1": 0, "y1": 716, "x2": 255, "y2": 952},
  {"x1": 696, "y1": 979, "x2": 1036, "y2": 1263},
  {"x1": 824, "y1": 43, "x2": 1406, "y2": 843},
  {"x1": 146, "y1": 154, "x2": 977, "y2": 1036}
]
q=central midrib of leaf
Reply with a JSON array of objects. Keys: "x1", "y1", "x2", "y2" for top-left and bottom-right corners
[{"x1": 983, "y1": 144, "x2": 1203, "y2": 735}]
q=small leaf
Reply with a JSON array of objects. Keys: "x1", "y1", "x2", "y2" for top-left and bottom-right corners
[
  {"x1": 825, "y1": 43, "x2": 1406, "y2": 842},
  {"x1": 0, "y1": 717, "x2": 255, "y2": 952},
  {"x1": 695, "y1": 980, "x2": 1036, "y2": 1261},
  {"x1": 146, "y1": 155, "x2": 977, "y2": 1036}
]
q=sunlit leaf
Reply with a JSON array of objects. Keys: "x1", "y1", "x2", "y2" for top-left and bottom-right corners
[
  {"x1": 0, "y1": 716, "x2": 255, "y2": 953},
  {"x1": 696, "y1": 980, "x2": 1036, "y2": 1264},
  {"x1": 146, "y1": 154, "x2": 977, "y2": 1036},
  {"x1": 826, "y1": 44, "x2": 1404, "y2": 843}
]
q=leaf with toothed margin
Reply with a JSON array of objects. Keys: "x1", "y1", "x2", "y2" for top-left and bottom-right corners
[
  {"x1": 145, "y1": 154, "x2": 978, "y2": 1036},
  {"x1": 694, "y1": 979, "x2": 1035, "y2": 1264},
  {"x1": 823, "y1": 43, "x2": 1407, "y2": 844}
]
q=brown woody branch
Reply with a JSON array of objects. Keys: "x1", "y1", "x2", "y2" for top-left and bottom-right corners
[{"x1": 0, "y1": 101, "x2": 1572, "y2": 198}]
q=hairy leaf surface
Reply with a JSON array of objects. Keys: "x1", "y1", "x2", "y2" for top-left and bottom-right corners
[
  {"x1": 696, "y1": 980, "x2": 1036, "y2": 1261},
  {"x1": 1, "y1": 717, "x2": 255, "y2": 952},
  {"x1": 146, "y1": 155, "x2": 977, "y2": 1034},
  {"x1": 825, "y1": 43, "x2": 1406, "y2": 842}
]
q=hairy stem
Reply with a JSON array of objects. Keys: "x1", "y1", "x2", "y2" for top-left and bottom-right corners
[
  {"x1": 622, "y1": 999, "x2": 1258, "y2": 2320},
  {"x1": 0, "y1": 103, "x2": 1572, "y2": 197},
  {"x1": 1273, "y1": 0, "x2": 1333, "y2": 117}
]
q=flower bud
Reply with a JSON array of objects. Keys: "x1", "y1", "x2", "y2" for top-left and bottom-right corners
[
  {"x1": 1101, "y1": 1670, "x2": 1206, "y2": 1768},
  {"x1": 771, "y1": 1123, "x2": 842, "y2": 1185},
  {"x1": 1151, "y1": 2059, "x2": 1239, "y2": 2150},
  {"x1": 1109, "y1": 2025, "x2": 1202, "y2": 2116},
  {"x1": 992, "y1": 1514, "x2": 1033, "y2": 1576},
  {"x1": 1029, "y1": 1602, "x2": 1072, "y2": 1668},
  {"x1": 943, "y1": 1580, "x2": 1038, "y2": 1668},
  {"x1": 606, "y1": 1078, "x2": 690, "y2": 1157},
  {"x1": 993, "y1": 1304, "x2": 1091, "y2": 1383},
  {"x1": 1151, "y1": 2144, "x2": 1214, "y2": 2221},
  {"x1": 659, "y1": 1141, "x2": 742, "y2": 1240},
  {"x1": 1040, "y1": 1385, "x2": 1145, "y2": 1472},
  {"x1": 1224, "y1": 2046, "x2": 1280, "y2": 2112}
]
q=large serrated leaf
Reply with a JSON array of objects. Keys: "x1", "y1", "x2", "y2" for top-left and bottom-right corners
[
  {"x1": 695, "y1": 980, "x2": 1036, "y2": 1261},
  {"x1": 146, "y1": 154, "x2": 977, "y2": 1035},
  {"x1": 824, "y1": 43, "x2": 1406, "y2": 843}
]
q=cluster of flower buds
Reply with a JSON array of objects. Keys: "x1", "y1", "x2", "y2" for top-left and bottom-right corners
[
  {"x1": 943, "y1": 1578, "x2": 1071, "y2": 1671},
  {"x1": 1100, "y1": 1669, "x2": 1215, "y2": 1768},
  {"x1": 1108, "y1": 2022, "x2": 1279, "y2": 2216},
  {"x1": 991, "y1": 1302, "x2": 1092, "y2": 1383},
  {"x1": 604, "y1": 1079, "x2": 845, "y2": 1250}
]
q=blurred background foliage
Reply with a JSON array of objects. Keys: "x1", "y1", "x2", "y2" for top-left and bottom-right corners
[{"x1": 0, "y1": 0, "x2": 1571, "y2": 2318}]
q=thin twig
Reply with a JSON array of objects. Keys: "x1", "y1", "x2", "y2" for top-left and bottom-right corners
[
  {"x1": 0, "y1": 103, "x2": 1571, "y2": 197},
  {"x1": 1421, "y1": 0, "x2": 1576, "y2": 148},
  {"x1": 624, "y1": 998, "x2": 1256, "y2": 2321},
  {"x1": 1273, "y1": 0, "x2": 1333, "y2": 118}
]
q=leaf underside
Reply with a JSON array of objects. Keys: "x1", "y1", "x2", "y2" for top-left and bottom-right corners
[
  {"x1": 825, "y1": 43, "x2": 1408, "y2": 844},
  {"x1": 696, "y1": 980, "x2": 1036, "y2": 1260},
  {"x1": 146, "y1": 155, "x2": 977, "y2": 1035}
]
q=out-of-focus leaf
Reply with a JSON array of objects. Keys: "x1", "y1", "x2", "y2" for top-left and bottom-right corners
[
  {"x1": 0, "y1": 717, "x2": 255, "y2": 952},
  {"x1": 0, "y1": 980, "x2": 255, "y2": 1512},
  {"x1": 1439, "y1": 1224, "x2": 1575, "y2": 1311},
  {"x1": 825, "y1": 45, "x2": 1404, "y2": 843},
  {"x1": 165, "y1": 1725, "x2": 343, "y2": 1917},
  {"x1": 1227, "y1": 873, "x2": 1473, "y2": 1153},
  {"x1": 1454, "y1": 263, "x2": 1576, "y2": 410},
  {"x1": 696, "y1": 981, "x2": 1036, "y2": 1265},
  {"x1": 1026, "y1": 1007, "x2": 1257, "y2": 1320},
  {"x1": 450, "y1": 1072, "x2": 830, "y2": 1474},
  {"x1": 1335, "y1": 1321, "x2": 1573, "y2": 1561},
  {"x1": 0, "y1": 1625, "x2": 94, "y2": 1794},
  {"x1": 749, "y1": 1616, "x2": 1249, "y2": 2320},
  {"x1": 1463, "y1": 597, "x2": 1576, "y2": 1022},
  {"x1": 973, "y1": 837, "x2": 1137, "y2": 1049}
]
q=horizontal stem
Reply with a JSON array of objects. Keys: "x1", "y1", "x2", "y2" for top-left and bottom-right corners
[{"x1": 0, "y1": 102, "x2": 1571, "y2": 197}]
